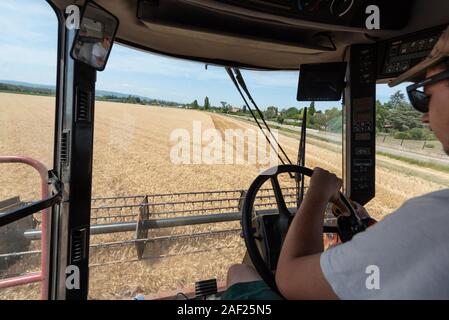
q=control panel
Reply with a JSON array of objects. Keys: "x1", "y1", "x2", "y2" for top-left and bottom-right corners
[
  {"x1": 344, "y1": 44, "x2": 376, "y2": 205},
  {"x1": 218, "y1": 0, "x2": 411, "y2": 29},
  {"x1": 378, "y1": 25, "x2": 446, "y2": 80}
]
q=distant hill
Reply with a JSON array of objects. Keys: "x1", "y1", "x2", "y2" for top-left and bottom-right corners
[
  {"x1": 0, "y1": 80, "x2": 142, "y2": 98},
  {"x1": 0, "y1": 80, "x2": 184, "y2": 107},
  {"x1": 0, "y1": 80, "x2": 55, "y2": 90},
  {"x1": 0, "y1": 80, "x2": 55, "y2": 96}
]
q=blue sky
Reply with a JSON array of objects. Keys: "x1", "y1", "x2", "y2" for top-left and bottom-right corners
[{"x1": 0, "y1": 0, "x2": 409, "y2": 111}]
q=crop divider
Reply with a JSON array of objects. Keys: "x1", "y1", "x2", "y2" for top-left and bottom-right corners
[{"x1": 135, "y1": 195, "x2": 150, "y2": 259}]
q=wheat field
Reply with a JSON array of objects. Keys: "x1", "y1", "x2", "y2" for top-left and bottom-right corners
[{"x1": 1, "y1": 92, "x2": 448, "y2": 299}]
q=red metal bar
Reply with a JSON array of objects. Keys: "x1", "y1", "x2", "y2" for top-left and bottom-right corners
[
  {"x1": 0, "y1": 156, "x2": 49, "y2": 300},
  {"x1": 0, "y1": 273, "x2": 42, "y2": 288}
]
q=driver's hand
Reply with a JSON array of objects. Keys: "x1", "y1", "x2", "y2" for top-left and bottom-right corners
[
  {"x1": 309, "y1": 167, "x2": 342, "y2": 203},
  {"x1": 350, "y1": 201, "x2": 371, "y2": 220}
]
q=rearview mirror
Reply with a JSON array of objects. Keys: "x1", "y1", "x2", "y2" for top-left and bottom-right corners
[{"x1": 71, "y1": 1, "x2": 119, "y2": 71}]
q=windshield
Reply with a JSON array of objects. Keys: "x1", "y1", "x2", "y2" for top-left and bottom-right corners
[{"x1": 1, "y1": 0, "x2": 448, "y2": 301}]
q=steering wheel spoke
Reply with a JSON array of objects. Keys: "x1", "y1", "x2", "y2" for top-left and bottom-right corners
[{"x1": 270, "y1": 176, "x2": 290, "y2": 218}]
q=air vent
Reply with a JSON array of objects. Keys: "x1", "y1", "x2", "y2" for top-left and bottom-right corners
[
  {"x1": 76, "y1": 88, "x2": 92, "y2": 122},
  {"x1": 195, "y1": 279, "x2": 218, "y2": 298},
  {"x1": 70, "y1": 228, "x2": 88, "y2": 263},
  {"x1": 60, "y1": 131, "x2": 69, "y2": 165}
]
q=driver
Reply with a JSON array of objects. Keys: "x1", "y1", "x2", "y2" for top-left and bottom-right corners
[{"x1": 223, "y1": 25, "x2": 449, "y2": 300}]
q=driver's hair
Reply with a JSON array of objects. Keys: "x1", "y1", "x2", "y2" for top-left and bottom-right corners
[{"x1": 427, "y1": 58, "x2": 449, "y2": 87}]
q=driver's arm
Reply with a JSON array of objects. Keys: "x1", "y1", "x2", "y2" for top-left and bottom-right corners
[{"x1": 276, "y1": 168, "x2": 341, "y2": 300}]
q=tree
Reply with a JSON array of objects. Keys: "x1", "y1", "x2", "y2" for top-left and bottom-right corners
[
  {"x1": 277, "y1": 114, "x2": 285, "y2": 124},
  {"x1": 376, "y1": 100, "x2": 390, "y2": 132},
  {"x1": 191, "y1": 99, "x2": 199, "y2": 109},
  {"x1": 308, "y1": 101, "x2": 316, "y2": 116},
  {"x1": 409, "y1": 128, "x2": 427, "y2": 140},
  {"x1": 220, "y1": 101, "x2": 231, "y2": 113},
  {"x1": 298, "y1": 108, "x2": 304, "y2": 120},
  {"x1": 204, "y1": 97, "x2": 210, "y2": 110},
  {"x1": 242, "y1": 105, "x2": 247, "y2": 113},
  {"x1": 313, "y1": 112, "x2": 327, "y2": 130},
  {"x1": 383, "y1": 92, "x2": 422, "y2": 131},
  {"x1": 284, "y1": 107, "x2": 299, "y2": 119},
  {"x1": 388, "y1": 91, "x2": 407, "y2": 109},
  {"x1": 375, "y1": 93, "x2": 434, "y2": 140},
  {"x1": 265, "y1": 106, "x2": 278, "y2": 119},
  {"x1": 328, "y1": 116, "x2": 342, "y2": 133}
]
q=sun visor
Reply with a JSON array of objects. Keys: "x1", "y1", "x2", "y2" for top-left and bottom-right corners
[{"x1": 137, "y1": 0, "x2": 337, "y2": 55}]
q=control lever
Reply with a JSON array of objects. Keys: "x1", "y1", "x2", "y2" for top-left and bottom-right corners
[{"x1": 331, "y1": 194, "x2": 377, "y2": 241}]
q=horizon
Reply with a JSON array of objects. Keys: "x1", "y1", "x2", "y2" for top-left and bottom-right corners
[{"x1": 0, "y1": 0, "x2": 410, "y2": 111}]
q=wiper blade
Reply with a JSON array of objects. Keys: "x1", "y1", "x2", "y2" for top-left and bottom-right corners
[{"x1": 225, "y1": 67, "x2": 293, "y2": 167}]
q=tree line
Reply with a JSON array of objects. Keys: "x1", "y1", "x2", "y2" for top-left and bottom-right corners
[
  {"x1": 2, "y1": 82, "x2": 434, "y2": 141},
  {"x1": 96, "y1": 94, "x2": 182, "y2": 107},
  {"x1": 0, "y1": 83, "x2": 184, "y2": 107},
  {"x1": 255, "y1": 101, "x2": 343, "y2": 133},
  {"x1": 206, "y1": 91, "x2": 434, "y2": 141},
  {"x1": 0, "y1": 83, "x2": 55, "y2": 96},
  {"x1": 376, "y1": 91, "x2": 435, "y2": 140}
]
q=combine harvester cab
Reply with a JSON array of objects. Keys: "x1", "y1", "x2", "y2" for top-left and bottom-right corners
[{"x1": 1, "y1": 0, "x2": 449, "y2": 300}]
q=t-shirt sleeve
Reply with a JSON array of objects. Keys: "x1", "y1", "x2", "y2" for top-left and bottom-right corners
[
  {"x1": 320, "y1": 193, "x2": 449, "y2": 299},
  {"x1": 320, "y1": 230, "x2": 379, "y2": 299},
  {"x1": 92, "y1": 43, "x2": 107, "y2": 60}
]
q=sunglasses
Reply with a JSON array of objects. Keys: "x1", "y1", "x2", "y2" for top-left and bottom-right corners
[{"x1": 406, "y1": 68, "x2": 449, "y2": 113}]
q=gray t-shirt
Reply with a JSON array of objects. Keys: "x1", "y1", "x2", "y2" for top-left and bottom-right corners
[
  {"x1": 320, "y1": 188, "x2": 449, "y2": 300},
  {"x1": 91, "y1": 43, "x2": 108, "y2": 67}
]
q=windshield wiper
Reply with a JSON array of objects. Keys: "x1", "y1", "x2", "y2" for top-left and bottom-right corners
[{"x1": 225, "y1": 67, "x2": 293, "y2": 166}]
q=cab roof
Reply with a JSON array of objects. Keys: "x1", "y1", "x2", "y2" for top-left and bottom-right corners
[{"x1": 48, "y1": 0, "x2": 449, "y2": 70}]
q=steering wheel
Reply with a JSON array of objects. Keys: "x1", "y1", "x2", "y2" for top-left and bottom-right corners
[{"x1": 241, "y1": 165, "x2": 365, "y2": 295}]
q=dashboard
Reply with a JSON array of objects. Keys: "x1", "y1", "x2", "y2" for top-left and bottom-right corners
[
  {"x1": 217, "y1": 0, "x2": 412, "y2": 29},
  {"x1": 377, "y1": 25, "x2": 446, "y2": 80}
]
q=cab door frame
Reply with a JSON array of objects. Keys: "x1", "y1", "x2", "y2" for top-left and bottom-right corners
[{"x1": 48, "y1": 0, "x2": 97, "y2": 300}]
